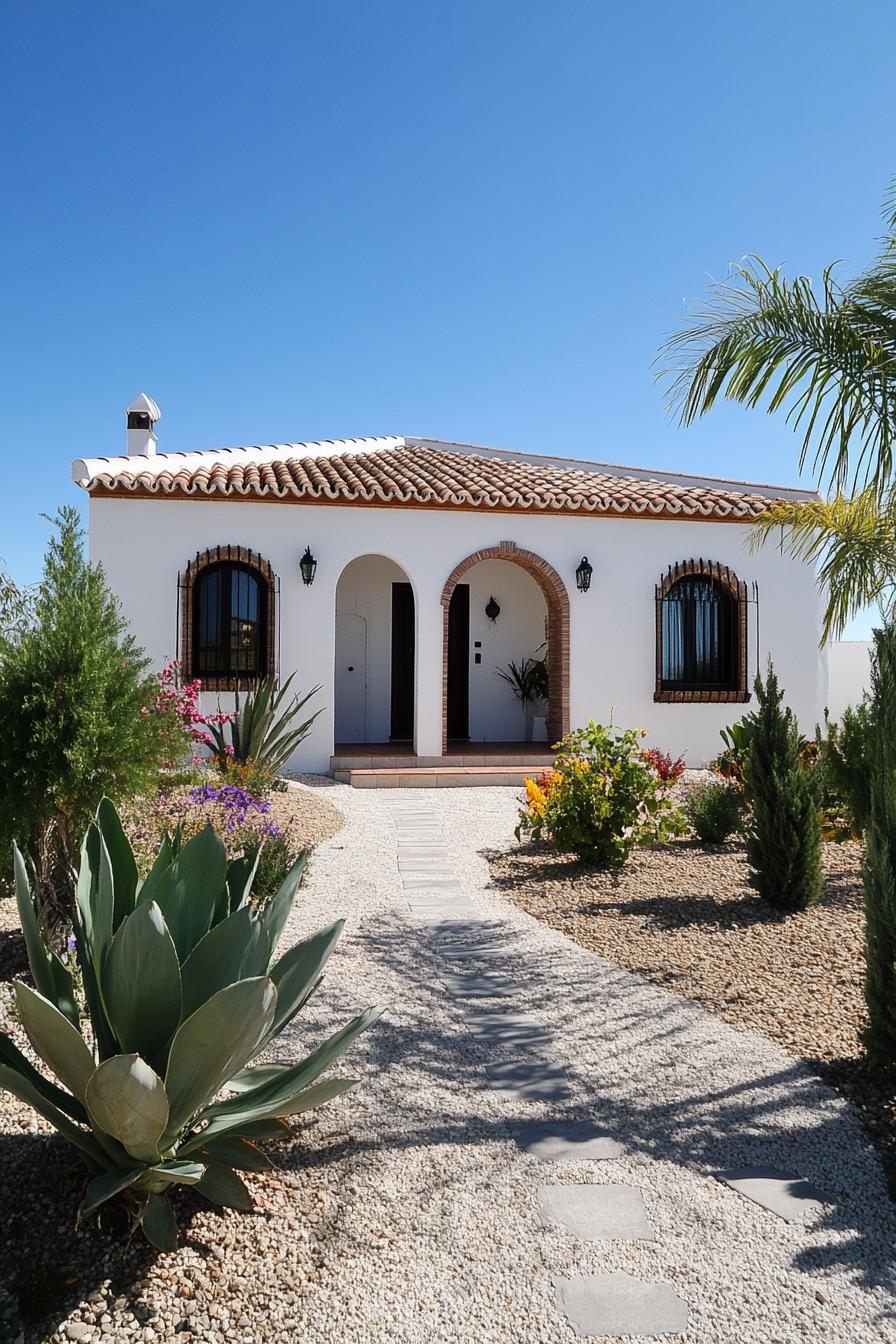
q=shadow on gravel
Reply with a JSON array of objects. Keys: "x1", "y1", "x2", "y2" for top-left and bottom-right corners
[
  {"x1": 346, "y1": 907, "x2": 896, "y2": 1310},
  {"x1": 0, "y1": 926, "x2": 28, "y2": 982}
]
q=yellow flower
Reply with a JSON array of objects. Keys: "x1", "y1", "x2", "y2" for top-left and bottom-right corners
[{"x1": 525, "y1": 776, "x2": 547, "y2": 818}]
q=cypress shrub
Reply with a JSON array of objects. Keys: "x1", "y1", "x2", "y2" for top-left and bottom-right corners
[
  {"x1": 863, "y1": 624, "x2": 896, "y2": 1063},
  {"x1": 744, "y1": 661, "x2": 822, "y2": 912}
]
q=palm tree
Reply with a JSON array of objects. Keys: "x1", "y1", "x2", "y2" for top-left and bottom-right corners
[{"x1": 658, "y1": 183, "x2": 896, "y2": 638}]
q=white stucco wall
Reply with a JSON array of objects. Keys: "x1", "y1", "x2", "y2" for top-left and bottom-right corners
[
  {"x1": 87, "y1": 496, "x2": 827, "y2": 771},
  {"x1": 334, "y1": 553, "x2": 410, "y2": 743},
  {"x1": 827, "y1": 641, "x2": 873, "y2": 721}
]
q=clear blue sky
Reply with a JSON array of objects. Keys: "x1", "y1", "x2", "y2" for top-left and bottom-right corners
[{"x1": 2, "y1": 2, "x2": 893, "y2": 634}]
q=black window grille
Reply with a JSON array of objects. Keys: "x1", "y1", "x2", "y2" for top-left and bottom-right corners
[
  {"x1": 192, "y1": 562, "x2": 268, "y2": 680},
  {"x1": 661, "y1": 576, "x2": 736, "y2": 691}
]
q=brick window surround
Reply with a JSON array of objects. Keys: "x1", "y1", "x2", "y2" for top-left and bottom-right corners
[
  {"x1": 179, "y1": 545, "x2": 277, "y2": 692},
  {"x1": 440, "y1": 541, "x2": 571, "y2": 751},
  {"x1": 654, "y1": 558, "x2": 749, "y2": 704}
]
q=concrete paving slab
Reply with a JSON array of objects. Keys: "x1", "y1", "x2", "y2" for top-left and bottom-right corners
[
  {"x1": 511, "y1": 1121, "x2": 625, "y2": 1162},
  {"x1": 556, "y1": 1272, "x2": 688, "y2": 1338},
  {"x1": 714, "y1": 1168, "x2": 828, "y2": 1222},
  {"x1": 438, "y1": 942, "x2": 518, "y2": 960},
  {"x1": 443, "y1": 973, "x2": 521, "y2": 998},
  {"x1": 484, "y1": 1061, "x2": 571, "y2": 1100},
  {"x1": 538, "y1": 1184, "x2": 654, "y2": 1240}
]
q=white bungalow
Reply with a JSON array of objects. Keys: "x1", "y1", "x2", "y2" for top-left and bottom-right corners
[{"x1": 72, "y1": 396, "x2": 825, "y2": 785}]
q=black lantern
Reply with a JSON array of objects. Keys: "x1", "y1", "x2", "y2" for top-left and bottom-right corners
[
  {"x1": 576, "y1": 556, "x2": 593, "y2": 593},
  {"x1": 485, "y1": 594, "x2": 501, "y2": 622},
  {"x1": 299, "y1": 546, "x2": 317, "y2": 586}
]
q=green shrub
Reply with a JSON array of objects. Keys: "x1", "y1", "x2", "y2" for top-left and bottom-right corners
[
  {"x1": 744, "y1": 662, "x2": 822, "y2": 912},
  {"x1": 207, "y1": 674, "x2": 322, "y2": 773},
  {"x1": 0, "y1": 799, "x2": 381, "y2": 1250},
  {"x1": 863, "y1": 625, "x2": 896, "y2": 1063},
  {"x1": 0, "y1": 509, "x2": 178, "y2": 908},
  {"x1": 686, "y1": 780, "x2": 742, "y2": 843},
  {"x1": 245, "y1": 833, "x2": 296, "y2": 903},
  {"x1": 516, "y1": 721, "x2": 685, "y2": 867},
  {"x1": 816, "y1": 702, "x2": 873, "y2": 836}
]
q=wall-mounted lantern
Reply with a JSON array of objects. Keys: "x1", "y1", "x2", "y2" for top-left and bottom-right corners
[
  {"x1": 485, "y1": 595, "x2": 501, "y2": 623},
  {"x1": 299, "y1": 546, "x2": 318, "y2": 586},
  {"x1": 576, "y1": 556, "x2": 593, "y2": 593}
]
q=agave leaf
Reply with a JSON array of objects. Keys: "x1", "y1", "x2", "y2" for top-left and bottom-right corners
[
  {"x1": 179, "y1": 907, "x2": 271, "y2": 1019},
  {"x1": 0, "y1": 1064, "x2": 106, "y2": 1163},
  {"x1": 163, "y1": 977, "x2": 277, "y2": 1141},
  {"x1": 135, "y1": 833, "x2": 175, "y2": 907},
  {"x1": 13, "y1": 846, "x2": 57, "y2": 1004},
  {"x1": 146, "y1": 1159, "x2": 206, "y2": 1188},
  {"x1": 217, "y1": 1116, "x2": 291, "y2": 1141},
  {"x1": 103, "y1": 902, "x2": 182, "y2": 1062},
  {"x1": 258, "y1": 853, "x2": 307, "y2": 960},
  {"x1": 155, "y1": 826, "x2": 228, "y2": 960},
  {"x1": 203, "y1": 1006, "x2": 382, "y2": 1124},
  {"x1": 225, "y1": 1062, "x2": 295, "y2": 1094},
  {"x1": 140, "y1": 1192, "x2": 177, "y2": 1251},
  {"x1": 96, "y1": 798, "x2": 139, "y2": 930},
  {"x1": 198, "y1": 1135, "x2": 272, "y2": 1171},
  {"x1": 265, "y1": 921, "x2": 343, "y2": 1040},
  {"x1": 0, "y1": 1032, "x2": 89, "y2": 1122},
  {"x1": 186, "y1": 1077, "x2": 358, "y2": 1148},
  {"x1": 74, "y1": 823, "x2": 101, "y2": 948},
  {"x1": 92, "y1": 832, "x2": 116, "y2": 964},
  {"x1": 15, "y1": 982, "x2": 96, "y2": 1103},
  {"x1": 85, "y1": 1055, "x2": 169, "y2": 1164},
  {"x1": 71, "y1": 903, "x2": 118, "y2": 1061},
  {"x1": 81, "y1": 1165, "x2": 143, "y2": 1216},
  {"x1": 225, "y1": 848, "x2": 261, "y2": 914},
  {"x1": 196, "y1": 1159, "x2": 254, "y2": 1211}
]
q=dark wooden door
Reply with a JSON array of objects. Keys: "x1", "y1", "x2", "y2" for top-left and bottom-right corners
[
  {"x1": 447, "y1": 583, "x2": 470, "y2": 741},
  {"x1": 390, "y1": 581, "x2": 415, "y2": 741}
]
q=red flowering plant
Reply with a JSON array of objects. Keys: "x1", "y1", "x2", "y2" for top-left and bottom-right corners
[
  {"x1": 641, "y1": 747, "x2": 686, "y2": 782},
  {"x1": 147, "y1": 660, "x2": 237, "y2": 772}
]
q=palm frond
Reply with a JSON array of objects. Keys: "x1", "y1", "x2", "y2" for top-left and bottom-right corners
[
  {"x1": 659, "y1": 256, "x2": 896, "y2": 496},
  {"x1": 750, "y1": 491, "x2": 896, "y2": 641}
]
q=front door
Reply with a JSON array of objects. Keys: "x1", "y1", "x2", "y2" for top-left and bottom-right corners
[
  {"x1": 447, "y1": 583, "x2": 470, "y2": 741},
  {"x1": 334, "y1": 611, "x2": 368, "y2": 743},
  {"x1": 390, "y1": 581, "x2": 415, "y2": 741}
]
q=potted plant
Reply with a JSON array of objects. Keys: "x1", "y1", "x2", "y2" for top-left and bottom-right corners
[{"x1": 497, "y1": 646, "x2": 549, "y2": 742}]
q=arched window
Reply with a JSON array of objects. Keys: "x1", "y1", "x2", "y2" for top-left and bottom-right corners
[
  {"x1": 180, "y1": 546, "x2": 276, "y2": 689},
  {"x1": 655, "y1": 560, "x2": 749, "y2": 703}
]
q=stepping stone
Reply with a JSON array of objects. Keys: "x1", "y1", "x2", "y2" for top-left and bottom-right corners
[
  {"x1": 398, "y1": 856, "x2": 454, "y2": 867},
  {"x1": 511, "y1": 1120, "x2": 624, "y2": 1162},
  {"x1": 484, "y1": 1061, "x2": 571, "y2": 1100},
  {"x1": 538, "y1": 1184, "x2": 654, "y2": 1241},
  {"x1": 714, "y1": 1168, "x2": 828, "y2": 1222},
  {"x1": 443, "y1": 973, "x2": 520, "y2": 998},
  {"x1": 407, "y1": 905, "x2": 479, "y2": 921},
  {"x1": 556, "y1": 1272, "x2": 688, "y2": 1338},
  {"x1": 438, "y1": 942, "x2": 517, "y2": 960},
  {"x1": 425, "y1": 921, "x2": 506, "y2": 939},
  {"x1": 464, "y1": 1018, "x2": 553, "y2": 1049},
  {"x1": 401, "y1": 877, "x2": 463, "y2": 889}
]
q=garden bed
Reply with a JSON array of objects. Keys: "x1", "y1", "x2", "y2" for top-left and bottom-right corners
[{"x1": 488, "y1": 835, "x2": 896, "y2": 1186}]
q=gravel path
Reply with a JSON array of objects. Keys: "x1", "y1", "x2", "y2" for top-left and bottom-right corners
[
  {"x1": 3, "y1": 781, "x2": 896, "y2": 1342},
  {"x1": 272, "y1": 783, "x2": 896, "y2": 1343}
]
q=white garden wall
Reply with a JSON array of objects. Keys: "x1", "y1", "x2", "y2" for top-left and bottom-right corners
[{"x1": 88, "y1": 495, "x2": 827, "y2": 771}]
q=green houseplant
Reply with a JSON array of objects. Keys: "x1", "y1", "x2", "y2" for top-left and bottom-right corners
[{"x1": 1, "y1": 800, "x2": 382, "y2": 1250}]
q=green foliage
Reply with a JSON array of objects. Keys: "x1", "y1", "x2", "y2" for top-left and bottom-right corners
[
  {"x1": 496, "y1": 647, "x2": 548, "y2": 705},
  {"x1": 0, "y1": 509, "x2": 175, "y2": 907},
  {"x1": 862, "y1": 625, "x2": 896, "y2": 1064},
  {"x1": 243, "y1": 833, "x2": 296, "y2": 904},
  {"x1": 207, "y1": 674, "x2": 322, "y2": 772},
  {"x1": 815, "y1": 702, "x2": 873, "y2": 837},
  {"x1": 685, "y1": 780, "x2": 742, "y2": 844},
  {"x1": 1, "y1": 800, "x2": 382, "y2": 1249},
  {"x1": 743, "y1": 663, "x2": 822, "y2": 913},
  {"x1": 516, "y1": 721, "x2": 685, "y2": 868}
]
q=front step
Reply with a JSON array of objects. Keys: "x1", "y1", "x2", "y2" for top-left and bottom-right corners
[{"x1": 332, "y1": 764, "x2": 552, "y2": 789}]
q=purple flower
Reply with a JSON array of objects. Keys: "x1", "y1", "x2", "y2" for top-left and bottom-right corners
[{"x1": 66, "y1": 935, "x2": 77, "y2": 954}]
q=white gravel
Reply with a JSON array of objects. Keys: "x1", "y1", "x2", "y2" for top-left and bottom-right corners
[{"x1": 271, "y1": 782, "x2": 896, "y2": 1344}]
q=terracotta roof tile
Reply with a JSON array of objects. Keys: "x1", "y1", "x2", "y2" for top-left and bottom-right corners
[{"x1": 76, "y1": 442, "x2": 794, "y2": 520}]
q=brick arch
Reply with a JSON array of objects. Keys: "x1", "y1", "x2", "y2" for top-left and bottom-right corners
[
  {"x1": 178, "y1": 544, "x2": 278, "y2": 691},
  {"x1": 440, "y1": 540, "x2": 571, "y2": 751}
]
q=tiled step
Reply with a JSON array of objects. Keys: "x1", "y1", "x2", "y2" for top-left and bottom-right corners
[
  {"x1": 333, "y1": 765, "x2": 548, "y2": 788},
  {"x1": 331, "y1": 752, "x2": 555, "y2": 771}
]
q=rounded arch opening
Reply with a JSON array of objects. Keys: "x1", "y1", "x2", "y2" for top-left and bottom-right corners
[
  {"x1": 440, "y1": 541, "x2": 570, "y2": 751},
  {"x1": 334, "y1": 554, "x2": 416, "y2": 748}
]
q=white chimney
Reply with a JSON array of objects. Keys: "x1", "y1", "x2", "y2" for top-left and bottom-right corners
[{"x1": 126, "y1": 393, "x2": 161, "y2": 456}]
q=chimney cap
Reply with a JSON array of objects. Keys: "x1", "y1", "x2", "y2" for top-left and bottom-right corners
[{"x1": 126, "y1": 392, "x2": 161, "y2": 424}]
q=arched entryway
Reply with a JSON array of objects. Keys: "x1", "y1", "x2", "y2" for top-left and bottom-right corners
[
  {"x1": 440, "y1": 541, "x2": 570, "y2": 753},
  {"x1": 334, "y1": 555, "x2": 416, "y2": 748}
]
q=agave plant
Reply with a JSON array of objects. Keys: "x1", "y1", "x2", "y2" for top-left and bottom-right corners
[
  {"x1": 207, "y1": 674, "x2": 322, "y2": 771},
  {"x1": 0, "y1": 799, "x2": 381, "y2": 1250}
]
